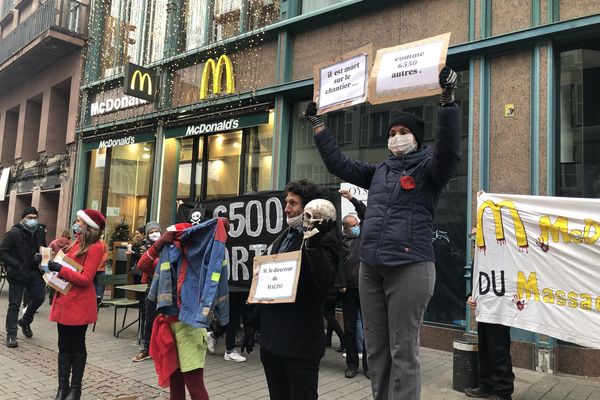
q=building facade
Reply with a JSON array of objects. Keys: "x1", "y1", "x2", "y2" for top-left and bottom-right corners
[
  {"x1": 75, "y1": 0, "x2": 600, "y2": 375},
  {"x1": 0, "y1": 0, "x2": 89, "y2": 239}
]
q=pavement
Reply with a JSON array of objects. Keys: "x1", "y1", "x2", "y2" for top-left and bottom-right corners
[{"x1": 0, "y1": 288, "x2": 600, "y2": 400}]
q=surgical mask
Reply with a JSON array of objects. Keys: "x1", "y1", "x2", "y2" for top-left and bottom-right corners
[
  {"x1": 388, "y1": 134, "x2": 417, "y2": 156},
  {"x1": 286, "y1": 213, "x2": 304, "y2": 229},
  {"x1": 72, "y1": 223, "x2": 82, "y2": 235},
  {"x1": 350, "y1": 225, "x2": 361, "y2": 237},
  {"x1": 23, "y1": 218, "x2": 38, "y2": 232},
  {"x1": 148, "y1": 232, "x2": 161, "y2": 242}
]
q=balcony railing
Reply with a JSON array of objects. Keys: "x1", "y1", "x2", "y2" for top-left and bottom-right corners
[{"x1": 0, "y1": 0, "x2": 88, "y2": 66}]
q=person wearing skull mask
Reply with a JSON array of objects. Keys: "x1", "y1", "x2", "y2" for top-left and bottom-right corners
[
  {"x1": 241, "y1": 179, "x2": 341, "y2": 400},
  {"x1": 305, "y1": 67, "x2": 462, "y2": 399}
]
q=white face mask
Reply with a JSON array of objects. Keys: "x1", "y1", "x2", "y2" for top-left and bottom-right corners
[
  {"x1": 388, "y1": 134, "x2": 417, "y2": 156},
  {"x1": 286, "y1": 213, "x2": 304, "y2": 229},
  {"x1": 148, "y1": 232, "x2": 161, "y2": 242}
]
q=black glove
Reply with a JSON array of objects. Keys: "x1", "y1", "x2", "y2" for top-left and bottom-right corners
[
  {"x1": 314, "y1": 218, "x2": 336, "y2": 236},
  {"x1": 241, "y1": 324, "x2": 257, "y2": 354},
  {"x1": 33, "y1": 253, "x2": 42, "y2": 263},
  {"x1": 48, "y1": 260, "x2": 62, "y2": 273},
  {"x1": 439, "y1": 66, "x2": 458, "y2": 106},
  {"x1": 153, "y1": 230, "x2": 176, "y2": 252},
  {"x1": 303, "y1": 102, "x2": 325, "y2": 129}
]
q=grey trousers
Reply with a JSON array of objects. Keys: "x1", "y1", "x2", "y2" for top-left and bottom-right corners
[{"x1": 359, "y1": 261, "x2": 435, "y2": 400}]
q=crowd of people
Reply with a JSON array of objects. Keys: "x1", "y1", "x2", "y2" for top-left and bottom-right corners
[{"x1": 0, "y1": 66, "x2": 514, "y2": 400}]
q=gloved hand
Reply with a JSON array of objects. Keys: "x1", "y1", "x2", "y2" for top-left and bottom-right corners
[
  {"x1": 48, "y1": 260, "x2": 62, "y2": 273},
  {"x1": 303, "y1": 102, "x2": 325, "y2": 129},
  {"x1": 39, "y1": 264, "x2": 49, "y2": 273},
  {"x1": 153, "y1": 230, "x2": 176, "y2": 252},
  {"x1": 313, "y1": 218, "x2": 336, "y2": 236},
  {"x1": 241, "y1": 324, "x2": 257, "y2": 354},
  {"x1": 33, "y1": 253, "x2": 42, "y2": 263},
  {"x1": 439, "y1": 66, "x2": 458, "y2": 106}
]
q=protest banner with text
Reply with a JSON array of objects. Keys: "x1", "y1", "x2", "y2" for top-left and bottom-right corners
[{"x1": 473, "y1": 192, "x2": 600, "y2": 349}]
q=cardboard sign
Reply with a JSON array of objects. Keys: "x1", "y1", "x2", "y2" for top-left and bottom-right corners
[
  {"x1": 368, "y1": 33, "x2": 451, "y2": 105},
  {"x1": 313, "y1": 45, "x2": 373, "y2": 115},
  {"x1": 247, "y1": 251, "x2": 302, "y2": 304},
  {"x1": 43, "y1": 250, "x2": 83, "y2": 295}
]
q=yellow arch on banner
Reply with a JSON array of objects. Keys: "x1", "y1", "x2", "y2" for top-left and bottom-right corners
[
  {"x1": 476, "y1": 200, "x2": 529, "y2": 248},
  {"x1": 199, "y1": 55, "x2": 236, "y2": 100}
]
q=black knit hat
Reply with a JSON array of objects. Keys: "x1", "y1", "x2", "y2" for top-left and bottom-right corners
[
  {"x1": 22, "y1": 206, "x2": 39, "y2": 219},
  {"x1": 387, "y1": 112, "x2": 425, "y2": 149}
]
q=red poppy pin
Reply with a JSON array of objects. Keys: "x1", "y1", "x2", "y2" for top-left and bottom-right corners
[{"x1": 400, "y1": 175, "x2": 415, "y2": 190}]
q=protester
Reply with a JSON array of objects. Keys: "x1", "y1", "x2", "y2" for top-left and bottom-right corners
[
  {"x1": 305, "y1": 67, "x2": 461, "y2": 399},
  {"x1": 324, "y1": 286, "x2": 345, "y2": 353},
  {"x1": 148, "y1": 219, "x2": 229, "y2": 400},
  {"x1": 131, "y1": 221, "x2": 162, "y2": 362},
  {"x1": 207, "y1": 291, "x2": 249, "y2": 362},
  {"x1": 0, "y1": 206, "x2": 47, "y2": 348},
  {"x1": 241, "y1": 179, "x2": 340, "y2": 400},
  {"x1": 48, "y1": 209, "x2": 106, "y2": 400},
  {"x1": 466, "y1": 228, "x2": 515, "y2": 400},
  {"x1": 339, "y1": 189, "x2": 369, "y2": 379}
]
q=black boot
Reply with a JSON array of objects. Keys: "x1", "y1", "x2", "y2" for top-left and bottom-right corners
[
  {"x1": 64, "y1": 353, "x2": 86, "y2": 400},
  {"x1": 54, "y1": 353, "x2": 71, "y2": 400}
]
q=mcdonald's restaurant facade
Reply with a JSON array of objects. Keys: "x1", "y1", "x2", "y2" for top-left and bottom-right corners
[{"x1": 75, "y1": 0, "x2": 600, "y2": 375}]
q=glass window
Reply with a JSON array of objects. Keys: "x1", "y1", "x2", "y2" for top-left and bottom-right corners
[
  {"x1": 185, "y1": 0, "x2": 209, "y2": 50},
  {"x1": 85, "y1": 149, "x2": 107, "y2": 211},
  {"x1": 289, "y1": 70, "x2": 470, "y2": 327},
  {"x1": 301, "y1": 0, "x2": 346, "y2": 14},
  {"x1": 243, "y1": 112, "x2": 274, "y2": 193},
  {"x1": 206, "y1": 131, "x2": 242, "y2": 199},
  {"x1": 558, "y1": 48, "x2": 600, "y2": 198},
  {"x1": 177, "y1": 137, "x2": 204, "y2": 199},
  {"x1": 214, "y1": 0, "x2": 242, "y2": 41},
  {"x1": 105, "y1": 143, "x2": 154, "y2": 241},
  {"x1": 248, "y1": 0, "x2": 280, "y2": 31}
]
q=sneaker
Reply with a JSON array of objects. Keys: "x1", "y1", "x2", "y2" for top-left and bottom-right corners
[
  {"x1": 207, "y1": 332, "x2": 216, "y2": 354},
  {"x1": 465, "y1": 387, "x2": 491, "y2": 398},
  {"x1": 224, "y1": 350, "x2": 246, "y2": 363},
  {"x1": 6, "y1": 337, "x2": 18, "y2": 348},
  {"x1": 344, "y1": 368, "x2": 356, "y2": 378},
  {"x1": 18, "y1": 319, "x2": 33, "y2": 339},
  {"x1": 132, "y1": 349, "x2": 151, "y2": 362}
]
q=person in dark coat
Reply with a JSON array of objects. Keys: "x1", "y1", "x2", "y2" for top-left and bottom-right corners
[
  {"x1": 305, "y1": 67, "x2": 462, "y2": 399},
  {"x1": 339, "y1": 189, "x2": 369, "y2": 379},
  {"x1": 0, "y1": 206, "x2": 47, "y2": 348},
  {"x1": 241, "y1": 179, "x2": 340, "y2": 400}
]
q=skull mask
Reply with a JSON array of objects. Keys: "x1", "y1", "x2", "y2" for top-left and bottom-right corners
[{"x1": 303, "y1": 199, "x2": 337, "y2": 230}]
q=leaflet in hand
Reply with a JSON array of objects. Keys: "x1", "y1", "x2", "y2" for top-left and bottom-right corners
[{"x1": 54, "y1": 250, "x2": 83, "y2": 272}]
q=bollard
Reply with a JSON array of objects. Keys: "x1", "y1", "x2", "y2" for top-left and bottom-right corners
[{"x1": 452, "y1": 339, "x2": 479, "y2": 392}]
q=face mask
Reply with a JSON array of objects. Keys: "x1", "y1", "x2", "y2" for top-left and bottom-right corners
[
  {"x1": 350, "y1": 225, "x2": 361, "y2": 237},
  {"x1": 286, "y1": 213, "x2": 304, "y2": 229},
  {"x1": 388, "y1": 134, "x2": 417, "y2": 156},
  {"x1": 148, "y1": 232, "x2": 161, "y2": 242},
  {"x1": 23, "y1": 218, "x2": 38, "y2": 232},
  {"x1": 72, "y1": 223, "x2": 82, "y2": 235}
]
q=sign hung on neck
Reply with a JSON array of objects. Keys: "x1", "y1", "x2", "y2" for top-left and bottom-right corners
[{"x1": 124, "y1": 62, "x2": 157, "y2": 102}]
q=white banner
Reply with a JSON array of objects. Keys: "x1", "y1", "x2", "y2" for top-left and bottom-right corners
[
  {"x1": 473, "y1": 192, "x2": 600, "y2": 349},
  {"x1": 339, "y1": 182, "x2": 368, "y2": 220}
]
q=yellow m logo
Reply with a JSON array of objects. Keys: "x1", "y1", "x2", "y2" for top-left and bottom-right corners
[
  {"x1": 199, "y1": 55, "x2": 235, "y2": 100},
  {"x1": 476, "y1": 200, "x2": 529, "y2": 249},
  {"x1": 131, "y1": 70, "x2": 152, "y2": 96}
]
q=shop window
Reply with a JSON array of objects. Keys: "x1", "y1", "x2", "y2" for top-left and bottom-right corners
[
  {"x1": 289, "y1": 69, "x2": 471, "y2": 327},
  {"x1": 85, "y1": 149, "x2": 107, "y2": 212},
  {"x1": 243, "y1": 113, "x2": 274, "y2": 193},
  {"x1": 558, "y1": 48, "x2": 600, "y2": 198},
  {"x1": 177, "y1": 137, "x2": 203, "y2": 199},
  {"x1": 301, "y1": 0, "x2": 346, "y2": 14},
  {"x1": 206, "y1": 131, "x2": 242, "y2": 199},
  {"x1": 100, "y1": 0, "x2": 167, "y2": 78}
]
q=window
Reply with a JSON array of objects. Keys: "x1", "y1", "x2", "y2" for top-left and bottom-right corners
[
  {"x1": 243, "y1": 113, "x2": 274, "y2": 193},
  {"x1": 289, "y1": 69, "x2": 471, "y2": 327},
  {"x1": 206, "y1": 131, "x2": 243, "y2": 199},
  {"x1": 100, "y1": 0, "x2": 167, "y2": 78},
  {"x1": 558, "y1": 48, "x2": 600, "y2": 198},
  {"x1": 177, "y1": 137, "x2": 203, "y2": 199},
  {"x1": 301, "y1": 0, "x2": 346, "y2": 14},
  {"x1": 185, "y1": 0, "x2": 209, "y2": 50}
]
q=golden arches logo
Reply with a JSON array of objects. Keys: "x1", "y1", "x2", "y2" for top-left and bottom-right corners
[
  {"x1": 130, "y1": 70, "x2": 153, "y2": 96},
  {"x1": 199, "y1": 55, "x2": 235, "y2": 100},
  {"x1": 476, "y1": 200, "x2": 529, "y2": 249}
]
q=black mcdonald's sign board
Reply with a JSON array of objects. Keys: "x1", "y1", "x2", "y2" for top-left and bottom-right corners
[{"x1": 123, "y1": 62, "x2": 157, "y2": 102}]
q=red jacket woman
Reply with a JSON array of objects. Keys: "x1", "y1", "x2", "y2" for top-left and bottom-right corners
[{"x1": 47, "y1": 209, "x2": 106, "y2": 400}]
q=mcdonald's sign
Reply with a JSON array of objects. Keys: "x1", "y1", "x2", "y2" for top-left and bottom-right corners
[
  {"x1": 124, "y1": 62, "x2": 157, "y2": 102},
  {"x1": 199, "y1": 55, "x2": 235, "y2": 100},
  {"x1": 476, "y1": 199, "x2": 529, "y2": 249}
]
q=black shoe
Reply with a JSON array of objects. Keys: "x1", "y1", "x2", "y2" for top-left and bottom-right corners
[
  {"x1": 6, "y1": 337, "x2": 18, "y2": 348},
  {"x1": 344, "y1": 368, "x2": 356, "y2": 378},
  {"x1": 18, "y1": 319, "x2": 33, "y2": 338},
  {"x1": 364, "y1": 370, "x2": 371, "y2": 379},
  {"x1": 335, "y1": 347, "x2": 346, "y2": 353},
  {"x1": 465, "y1": 387, "x2": 491, "y2": 398}
]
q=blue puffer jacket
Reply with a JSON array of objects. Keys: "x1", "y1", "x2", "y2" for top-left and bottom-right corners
[{"x1": 314, "y1": 103, "x2": 462, "y2": 268}]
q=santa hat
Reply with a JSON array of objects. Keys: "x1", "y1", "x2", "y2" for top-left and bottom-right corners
[
  {"x1": 77, "y1": 209, "x2": 106, "y2": 231},
  {"x1": 167, "y1": 222, "x2": 192, "y2": 232}
]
